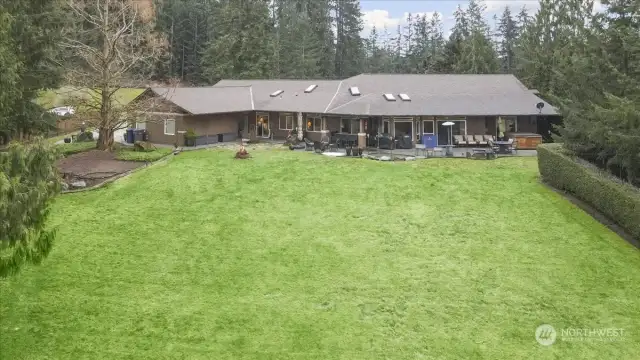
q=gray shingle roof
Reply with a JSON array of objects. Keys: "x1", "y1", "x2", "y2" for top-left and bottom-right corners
[
  {"x1": 326, "y1": 74, "x2": 557, "y2": 116},
  {"x1": 150, "y1": 86, "x2": 253, "y2": 114},
  {"x1": 213, "y1": 79, "x2": 342, "y2": 113},
  {"x1": 149, "y1": 74, "x2": 557, "y2": 116}
]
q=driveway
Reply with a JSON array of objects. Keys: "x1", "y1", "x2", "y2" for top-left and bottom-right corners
[{"x1": 55, "y1": 128, "x2": 127, "y2": 145}]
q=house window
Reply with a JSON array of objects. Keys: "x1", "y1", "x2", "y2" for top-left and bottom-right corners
[
  {"x1": 423, "y1": 120, "x2": 434, "y2": 134},
  {"x1": 503, "y1": 116, "x2": 517, "y2": 132},
  {"x1": 136, "y1": 121, "x2": 146, "y2": 130},
  {"x1": 306, "y1": 116, "x2": 323, "y2": 132},
  {"x1": 164, "y1": 119, "x2": 175, "y2": 135},
  {"x1": 382, "y1": 119, "x2": 390, "y2": 134},
  {"x1": 279, "y1": 114, "x2": 294, "y2": 130},
  {"x1": 340, "y1": 118, "x2": 359, "y2": 134}
]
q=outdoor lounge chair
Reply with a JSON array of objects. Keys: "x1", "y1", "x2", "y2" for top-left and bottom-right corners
[
  {"x1": 474, "y1": 135, "x2": 487, "y2": 146},
  {"x1": 510, "y1": 138, "x2": 518, "y2": 154},
  {"x1": 465, "y1": 135, "x2": 477, "y2": 146},
  {"x1": 483, "y1": 134, "x2": 495, "y2": 143},
  {"x1": 303, "y1": 138, "x2": 314, "y2": 151},
  {"x1": 313, "y1": 141, "x2": 327, "y2": 153},
  {"x1": 487, "y1": 139, "x2": 499, "y2": 153},
  {"x1": 453, "y1": 135, "x2": 464, "y2": 146}
]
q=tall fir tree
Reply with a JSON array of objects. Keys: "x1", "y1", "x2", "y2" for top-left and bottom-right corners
[
  {"x1": 0, "y1": 0, "x2": 64, "y2": 140},
  {"x1": 455, "y1": 0, "x2": 500, "y2": 74},
  {"x1": 333, "y1": 0, "x2": 364, "y2": 78},
  {"x1": 201, "y1": 0, "x2": 275, "y2": 82},
  {"x1": 497, "y1": 6, "x2": 518, "y2": 73}
]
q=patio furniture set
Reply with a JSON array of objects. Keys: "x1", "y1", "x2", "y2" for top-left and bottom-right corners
[{"x1": 289, "y1": 133, "x2": 363, "y2": 157}]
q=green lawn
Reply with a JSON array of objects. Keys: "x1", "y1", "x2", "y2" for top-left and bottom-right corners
[
  {"x1": 37, "y1": 87, "x2": 145, "y2": 109},
  {"x1": 54, "y1": 140, "x2": 97, "y2": 155},
  {"x1": 1, "y1": 151, "x2": 638, "y2": 359},
  {"x1": 115, "y1": 147, "x2": 173, "y2": 162}
]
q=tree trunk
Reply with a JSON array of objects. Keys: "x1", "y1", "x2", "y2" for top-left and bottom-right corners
[{"x1": 96, "y1": 127, "x2": 114, "y2": 150}]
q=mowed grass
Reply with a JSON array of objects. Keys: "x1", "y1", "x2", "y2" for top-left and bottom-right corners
[
  {"x1": 1, "y1": 151, "x2": 639, "y2": 360},
  {"x1": 37, "y1": 87, "x2": 145, "y2": 109}
]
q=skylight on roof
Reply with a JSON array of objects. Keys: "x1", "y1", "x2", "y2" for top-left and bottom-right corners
[
  {"x1": 305, "y1": 84, "x2": 318, "y2": 93},
  {"x1": 349, "y1": 87, "x2": 361, "y2": 96},
  {"x1": 270, "y1": 90, "x2": 284, "y2": 97},
  {"x1": 399, "y1": 93, "x2": 410, "y2": 101},
  {"x1": 383, "y1": 93, "x2": 396, "y2": 101}
]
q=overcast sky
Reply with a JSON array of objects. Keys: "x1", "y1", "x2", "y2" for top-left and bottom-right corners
[{"x1": 360, "y1": 0, "x2": 605, "y2": 37}]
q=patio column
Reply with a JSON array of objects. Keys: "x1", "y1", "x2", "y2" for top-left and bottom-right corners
[
  {"x1": 358, "y1": 118, "x2": 366, "y2": 149},
  {"x1": 297, "y1": 112, "x2": 303, "y2": 140}
]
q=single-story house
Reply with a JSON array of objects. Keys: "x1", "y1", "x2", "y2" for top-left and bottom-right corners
[{"x1": 132, "y1": 74, "x2": 560, "y2": 148}]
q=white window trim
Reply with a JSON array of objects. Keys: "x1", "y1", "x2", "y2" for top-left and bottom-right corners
[
  {"x1": 256, "y1": 112, "x2": 270, "y2": 138},
  {"x1": 382, "y1": 118, "x2": 391, "y2": 134},
  {"x1": 502, "y1": 116, "x2": 518, "y2": 132},
  {"x1": 393, "y1": 117, "x2": 414, "y2": 138},
  {"x1": 306, "y1": 115, "x2": 323, "y2": 132},
  {"x1": 279, "y1": 113, "x2": 294, "y2": 130},
  {"x1": 340, "y1": 118, "x2": 359, "y2": 134},
  {"x1": 422, "y1": 120, "x2": 435, "y2": 135},
  {"x1": 435, "y1": 119, "x2": 467, "y2": 146},
  {"x1": 164, "y1": 119, "x2": 175, "y2": 135},
  {"x1": 136, "y1": 121, "x2": 147, "y2": 130}
]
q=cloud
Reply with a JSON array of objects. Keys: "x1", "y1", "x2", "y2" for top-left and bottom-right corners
[
  {"x1": 362, "y1": 9, "x2": 436, "y2": 33},
  {"x1": 484, "y1": 0, "x2": 540, "y2": 15},
  {"x1": 484, "y1": 0, "x2": 605, "y2": 16}
]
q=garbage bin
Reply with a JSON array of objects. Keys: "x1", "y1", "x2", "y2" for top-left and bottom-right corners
[
  {"x1": 133, "y1": 129, "x2": 146, "y2": 142},
  {"x1": 126, "y1": 128, "x2": 135, "y2": 143}
]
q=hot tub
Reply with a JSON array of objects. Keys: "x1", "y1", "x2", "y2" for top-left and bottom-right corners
[{"x1": 506, "y1": 132, "x2": 543, "y2": 150}]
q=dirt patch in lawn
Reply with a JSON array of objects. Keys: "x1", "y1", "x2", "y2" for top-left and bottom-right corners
[{"x1": 57, "y1": 150, "x2": 144, "y2": 188}]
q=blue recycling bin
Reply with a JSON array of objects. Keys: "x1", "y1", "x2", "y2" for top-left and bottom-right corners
[
  {"x1": 126, "y1": 128, "x2": 135, "y2": 143},
  {"x1": 422, "y1": 134, "x2": 437, "y2": 148}
]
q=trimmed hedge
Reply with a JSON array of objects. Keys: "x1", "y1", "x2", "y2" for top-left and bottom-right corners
[{"x1": 538, "y1": 143, "x2": 640, "y2": 240}]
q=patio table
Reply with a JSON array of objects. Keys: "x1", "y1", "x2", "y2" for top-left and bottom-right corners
[{"x1": 493, "y1": 141, "x2": 512, "y2": 154}]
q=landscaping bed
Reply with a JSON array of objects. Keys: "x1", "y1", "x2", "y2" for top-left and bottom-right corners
[{"x1": 56, "y1": 150, "x2": 144, "y2": 189}]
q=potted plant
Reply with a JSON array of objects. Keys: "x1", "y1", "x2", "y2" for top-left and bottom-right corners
[{"x1": 184, "y1": 128, "x2": 197, "y2": 147}]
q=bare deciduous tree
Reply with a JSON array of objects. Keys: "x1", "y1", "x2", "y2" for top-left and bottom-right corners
[{"x1": 63, "y1": 0, "x2": 161, "y2": 150}]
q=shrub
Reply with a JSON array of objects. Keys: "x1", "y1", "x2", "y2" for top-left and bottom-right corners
[
  {"x1": 76, "y1": 130, "x2": 94, "y2": 142},
  {"x1": 538, "y1": 143, "x2": 640, "y2": 240},
  {"x1": 133, "y1": 141, "x2": 155, "y2": 152},
  {"x1": 184, "y1": 129, "x2": 197, "y2": 147},
  {"x1": 56, "y1": 141, "x2": 96, "y2": 155}
]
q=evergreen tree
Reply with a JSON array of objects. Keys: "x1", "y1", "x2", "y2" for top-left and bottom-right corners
[
  {"x1": 455, "y1": 0, "x2": 500, "y2": 74},
  {"x1": 333, "y1": 0, "x2": 364, "y2": 78},
  {"x1": 154, "y1": 0, "x2": 217, "y2": 84},
  {"x1": 438, "y1": 5, "x2": 469, "y2": 73},
  {"x1": 201, "y1": 0, "x2": 275, "y2": 82},
  {"x1": 0, "y1": 139, "x2": 61, "y2": 277},
  {"x1": 426, "y1": 13, "x2": 446, "y2": 73},
  {"x1": 272, "y1": 0, "x2": 333, "y2": 79},
  {"x1": 0, "y1": 0, "x2": 65, "y2": 140},
  {"x1": 497, "y1": 6, "x2": 518, "y2": 73}
]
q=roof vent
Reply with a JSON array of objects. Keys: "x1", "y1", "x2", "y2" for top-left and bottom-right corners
[
  {"x1": 383, "y1": 93, "x2": 396, "y2": 101},
  {"x1": 399, "y1": 93, "x2": 410, "y2": 101},
  {"x1": 305, "y1": 84, "x2": 318, "y2": 93},
  {"x1": 270, "y1": 90, "x2": 284, "y2": 97},
  {"x1": 349, "y1": 87, "x2": 361, "y2": 96}
]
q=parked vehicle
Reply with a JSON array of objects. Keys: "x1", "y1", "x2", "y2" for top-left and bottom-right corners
[{"x1": 49, "y1": 106, "x2": 75, "y2": 116}]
